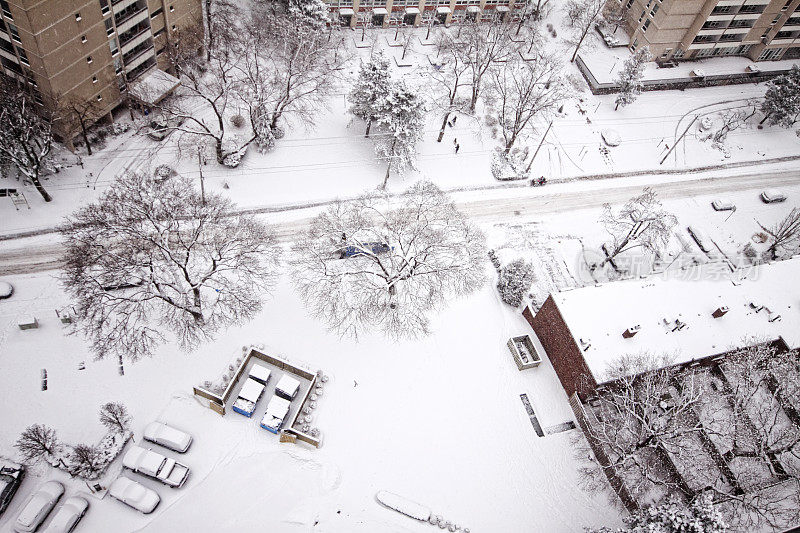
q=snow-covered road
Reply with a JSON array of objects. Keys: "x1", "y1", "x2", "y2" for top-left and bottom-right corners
[{"x1": 2, "y1": 166, "x2": 798, "y2": 276}]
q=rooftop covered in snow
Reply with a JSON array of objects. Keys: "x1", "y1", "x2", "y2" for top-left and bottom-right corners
[
  {"x1": 553, "y1": 257, "x2": 800, "y2": 384},
  {"x1": 128, "y1": 69, "x2": 181, "y2": 106}
]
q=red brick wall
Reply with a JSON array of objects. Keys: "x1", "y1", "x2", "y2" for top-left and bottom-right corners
[{"x1": 523, "y1": 296, "x2": 597, "y2": 399}]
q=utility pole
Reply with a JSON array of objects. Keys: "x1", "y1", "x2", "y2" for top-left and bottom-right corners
[
  {"x1": 660, "y1": 115, "x2": 697, "y2": 165},
  {"x1": 198, "y1": 146, "x2": 206, "y2": 205},
  {"x1": 526, "y1": 120, "x2": 553, "y2": 172}
]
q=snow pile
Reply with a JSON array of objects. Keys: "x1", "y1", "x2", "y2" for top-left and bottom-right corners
[{"x1": 375, "y1": 490, "x2": 431, "y2": 521}]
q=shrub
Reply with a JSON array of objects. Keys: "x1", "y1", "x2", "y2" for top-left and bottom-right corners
[
  {"x1": 231, "y1": 114, "x2": 245, "y2": 128},
  {"x1": 497, "y1": 259, "x2": 536, "y2": 307}
]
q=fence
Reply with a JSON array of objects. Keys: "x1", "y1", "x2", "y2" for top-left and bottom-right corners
[
  {"x1": 192, "y1": 347, "x2": 323, "y2": 447},
  {"x1": 575, "y1": 54, "x2": 794, "y2": 96}
]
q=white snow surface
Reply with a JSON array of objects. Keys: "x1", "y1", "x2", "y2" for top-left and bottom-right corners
[
  {"x1": 0, "y1": 272, "x2": 623, "y2": 532},
  {"x1": 553, "y1": 256, "x2": 800, "y2": 383}
]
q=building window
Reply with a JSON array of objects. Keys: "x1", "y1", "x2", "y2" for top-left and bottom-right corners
[
  {"x1": 673, "y1": 48, "x2": 685, "y2": 58},
  {"x1": 711, "y1": 5, "x2": 733, "y2": 14},
  {"x1": 97, "y1": 95, "x2": 103, "y2": 101},
  {"x1": 0, "y1": 0, "x2": 12, "y2": 19},
  {"x1": 7, "y1": 21, "x2": 20, "y2": 43},
  {"x1": 650, "y1": 3, "x2": 659, "y2": 17},
  {"x1": 92, "y1": 75, "x2": 98, "y2": 83},
  {"x1": 171, "y1": 24, "x2": 176, "y2": 30},
  {"x1": 154, "y1": 27, "x2": 165, "y2": 37},
  {"x1": 783, "y1": 0, "x2": 792, "y2": 10},
  {"x1": 169, "y1": 5, "x2": 175, "y2": 12},
  {"x1": 109, "y1": 38, "x2": 118, "y2": 56},
  {"x1": 702, "y1": 20, "x2": 723, "y2": 29},
  {"x1": 105, "y1": 18, "x2": 114, "y2": 35},
  {"x1": 641, "y1": 18, "x2": 650, "y2": 32},
  {"x1": 638, "y1": 9, "x2": 645, "y2": 22},
  {"x1": 151, "y1": 7, "x2": 163, "y2": 17},
  {"x1": 775, "y1": 30, "x2": 793, "y2": 38},
  {"x1": 87, "y1": 56, "x2": 92, "y2": 63},
  {"x1": 629, "y1": 37, "x2": 638, "y2": 52},
  {"x1": 81, "y1": 35, "x2": 87, "y2": 43},
  {"x1": 738, "y1": 4, "x2": 764, "y2": 14},
  {"x1": 75, "y1": 12, "x2": 82, "y2": 22},
  {"x1": 100, "y1": 0, "x2": 110, "y2": 15},
  {"x1": 625, "y1": 0, "x2": 634, "y2": 8}
]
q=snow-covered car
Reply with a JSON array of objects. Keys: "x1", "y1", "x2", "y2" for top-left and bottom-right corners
[
  {"x1": 14, "y1": 480, "x2": 64, "y2": 533},
  {"x1": 275, "y1": 374, "x2": 301, "y2": 401},
  {"x1": 146, "y1": 116, "x2": 185, "y2": 141},
  {"x1": 0, "y1": 463, "x2": 25, "y2": 517},
  {"x1": 108, "y1": 477, "x2": 160, "y2": 514},
  {"x1": 42, "y1": 496, "x2": 89, "y2": 533},
  {"x1": 260, "y1": 396, "x2": 292, "y2": 434},
  {"x1": 232, "y1": 378, "x2": 265, "y2": 417},
  {"x1": 687, "y1": 226, "x2": 712, "y2": 253},
  {"x1": 711, "y1": 199, "x2": 735, "y2": 211},
  {"x1": 0, "y1": 280, "x2": 13, "y2": 299},
  {"x1": 143, "y1": 422, "x2": 193, "y2": 454},
  {"x1": 248, "y1": 364, "x2": 272, "y2": 386},
  {"x1": 761, "y1": 189, "x2": 787, "y2": 203},
  {"x1": 122, "y1": 446, "x2": 190, "y2": 488}
]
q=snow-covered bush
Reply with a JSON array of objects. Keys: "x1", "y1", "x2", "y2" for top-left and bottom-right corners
[
  {"x1": 497, "y1": 259, "x2": 536, "y2": 307},
  {"x1": 111, "y1": 122, "x2": 131, "y2": 135},
  {"x1": 221, "y1": 136, "x2": 249, "y2": 168},
  {"x1": 491, "y1": 150, "x2": 529, "y2": 181},
  {"x1": 154, "y1": 164, "x2": 173, "y2": 179}
]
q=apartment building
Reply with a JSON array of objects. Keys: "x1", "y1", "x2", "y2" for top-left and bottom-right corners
[
  {"x1": 0, "y1": 0, "x2": 202, "y2": 146},
  {"x1": 622, "y1": 0, "x2": 800, "y2": 62},
  {"x1": 327, "y1": 0, "x2": 527, "y2": 29}
]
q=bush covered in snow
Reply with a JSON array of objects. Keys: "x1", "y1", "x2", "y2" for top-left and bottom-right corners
[
  {"x1": 221, "y1": 136, "x2": 249, "y2": 168},
  {"x1": 497, "y1": 259, "x2": 535, "y2": 307},
  {"x1": 491, "y1": 150, "x2": 529, "y2": 181},
  {"x1": 154, "y1": 164, "x2": 173, "y2": 179}
]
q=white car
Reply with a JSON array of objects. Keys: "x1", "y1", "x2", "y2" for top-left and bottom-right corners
[
  {"x1": 14, "y1": 481, "x2": 64, "y2": 532},
  {"x1": 143, "y1": 422, "x2": 193, "y2": 453},
  {"x1": 711, "y1": 199, "x2": 735, "y2": 211},
  {"x1": 122, "y1": 446, "x2": 190, "y2": 488},
  {"x1": 761, "y1": 189, "x2": 787, "y2": 203},
  {"x1": 42, "y1": 496, "x2": 89, "y2": 533},
  {"x1": 108, "y1": 477, "x2": 160, "y2": 514}
]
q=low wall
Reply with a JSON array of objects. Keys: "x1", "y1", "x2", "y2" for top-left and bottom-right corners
[{"x1": 575, "y1": 54, "x2": 793, "y2": 96}]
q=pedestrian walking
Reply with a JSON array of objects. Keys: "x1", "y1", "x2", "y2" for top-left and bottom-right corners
[
  {"x1": 455, "y1": 143, "x2": 460, "y2": 154},
  {"x1": 452, "y1": 115, "x2": 457, "y2": 126},
  {"x1": 453, "y1": 137, "x2": 458, "y2": 145}
]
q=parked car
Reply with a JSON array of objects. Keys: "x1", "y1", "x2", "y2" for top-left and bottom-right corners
[
  {"x1": 0, "y1": 280, "x2": 13, "y2": 299},
  {"x1": 761, "y1": 189, "x2": 787, "y2": 203},
  {"x1": 143, "y1": 422, "x2": 193, "y2": 454},
  {"x1": 711, "y1": 199, "x2": 735, "y2": 211},
  {"x1": 14, "y1": 481, "x2": 64, "y2": 533},
  {"x1": 687, "y1": 226, "x2": 712, "y2": 253},
  {"x1": 42, "y1": 496, "x2": 89, "y2": 533},
  {"x1": 260, "y1": 396, "x2": 291, "y2": 434},
  {"x1": 108, "y1": 477, "x2": 160, "y2": 514},
  {"x1": 146, "y1": 116, "x2": 185, "y2": 141},
  {"x1": 0, "y1": 463, "x2": 25, "y2": 517},
  {"x1": 122, "y1": 446, "x2": 190, "y2": 488}
]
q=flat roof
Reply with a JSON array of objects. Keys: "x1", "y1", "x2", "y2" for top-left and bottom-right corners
[
  {"x1": 128, "y1": 69, "x2": 180, "y2": 106},
  {"x1": 552, "y1": 257, "x2": 800, "y2": 383}
]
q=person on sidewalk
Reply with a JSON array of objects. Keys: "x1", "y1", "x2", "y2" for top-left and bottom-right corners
[{"x1": 455, "y1": 143, "x2": 460, "y2": 154}]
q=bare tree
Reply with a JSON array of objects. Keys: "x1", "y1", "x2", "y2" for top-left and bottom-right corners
[
  {"x1": 60, "y1": 171, "x2": 281, "y2": 362},
  {"x1": 291, "y1": 181, "x2": 487, "y2": 339},
  {"x1": 431, "y1": 33, "x2": 472, "y2": 142},
  {"x1": 59, "y1": 95, "x2": 106, "y2": 156},
  {"x1": 602, "y1": 0, "x2": 629, "y2": 33},
  {"x1": 204, "y1": 0, "x2": 236, "y2": 61},
  {"x1": 759, "y1": 208, "x2": 800, "y2": 259},
  {"x1": 712, "y1": 107, "x2": 757, "y2": 143},
  {"x1": 374, "y1": 83, "x2": 426, "y2": 189},
  {"x1": 579, "y1": 343, "x2": 800, "y2": 531},
  {"x1": 486, "y1": 52, "x2": 567, "y2": 155},
  {"x1": 15, "y1": 424, "x2": 66, "y2": 468},
  {"x1": 0, "y1": 78, "x2": 56, "y2": 202},
  {"x1": 241, "y1": 9, "x2": 349, "y2": 136},
  {"x1": 159, "y1": 22, "x2": 246, "y2": 164},
  {"x1": 99, "y1": 402, "x2": 131, "y2": 435},
  {"x1": 68, "y1": 444, "x2": 103, "y2": 479},
  {"x1": 614, "y1": 47, "x2": 651, "y2": 111},
  {"x1": 566, "y1": 0, "x2": 606, "y2": 63},
  {"x1": 453, "y1": 21, "x2": 518, "y2": 113},
  {"x1": 599, "y1": 187, "x2": 677, "y2": 266}
]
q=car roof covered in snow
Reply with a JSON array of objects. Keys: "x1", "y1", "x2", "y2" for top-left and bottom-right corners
[
  {"x1": 238, "y1": 378, "x2": 265, "y2": 403},
  {"x1": 551, "y1": 256, "x2": 800, "y2": 383},
  {"x1": 248, "y1": 364, "x2": 271, "y2": 383},
  {"x1": 276, "y1": 374, "x2": 300, "y2": 395},
  {"x1": 123, "y1": 446, "x2": 164, "y2": 474},
  {"x1": 144, "y1": 422, "x2": 189, "y2": 447},
  {"x1": 266, "y1": 396, "x2": 291, "y2": 418}
]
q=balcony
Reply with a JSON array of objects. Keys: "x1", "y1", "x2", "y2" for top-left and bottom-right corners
[
  {"x1": 116, "y1": 9, "x2": 148, "y2": 35},
  {"x1": 114, "y1": 1, "x2": 147, "y2": 27},
  {"x1": 123, "y1": 41, "x2": 154, "y2": 71},
  {"x1": 121, "y1": 28, "x2": 152, "y2": 52}
]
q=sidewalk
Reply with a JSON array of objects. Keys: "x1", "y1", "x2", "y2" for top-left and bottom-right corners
[{"x1": 577, "y1": 44, "x2": 800, "y2": 94}]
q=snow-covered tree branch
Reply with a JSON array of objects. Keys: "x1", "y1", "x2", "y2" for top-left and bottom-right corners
[
  {"x1": 60, "y1": 171, "x2": 281, "y2": 362},
  {"x1": 291, "y1": 182, "x2": 487, "y2": 339}
]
